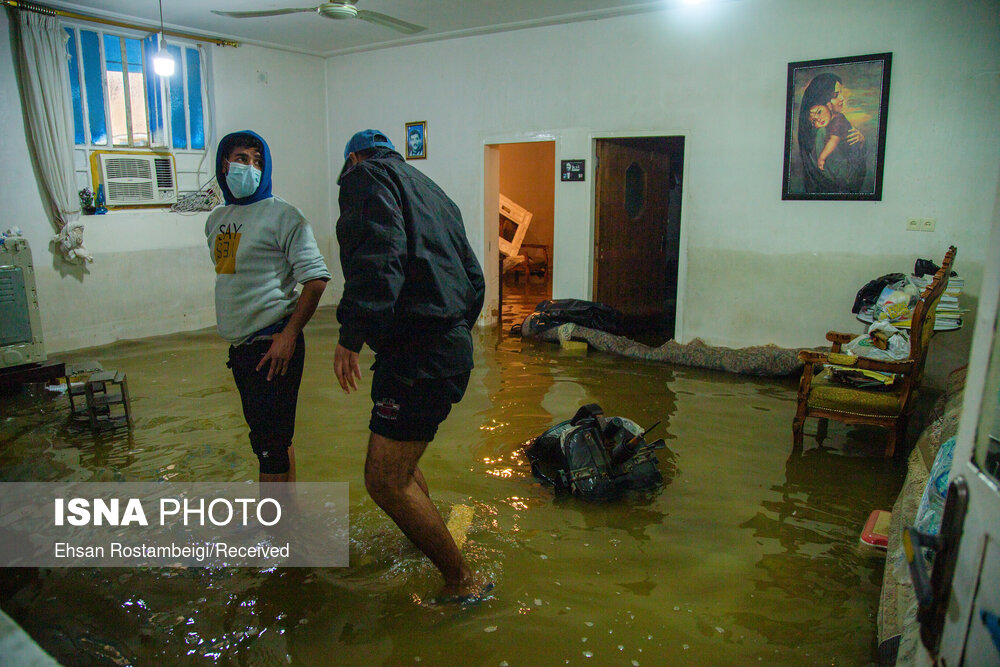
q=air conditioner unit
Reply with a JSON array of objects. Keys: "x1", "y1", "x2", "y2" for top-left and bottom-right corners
[
  {"x1": 0, "y1": 236, "x2": 46, "y2": 370},
  {"x1": 94, "y1": 152, "x2": 177, "y2": 206}
]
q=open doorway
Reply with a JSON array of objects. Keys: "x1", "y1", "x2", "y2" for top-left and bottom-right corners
[
  {"x1": 594, "y1": 136, "x2": 683, "y2": 343},
  {"x1": 496, "y1": 141, "x2": 555, "y2": 332}
]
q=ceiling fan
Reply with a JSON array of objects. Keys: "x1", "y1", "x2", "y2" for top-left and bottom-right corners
[{"x1": 211, "y1": 1, "x2": 426, "y2": 34}]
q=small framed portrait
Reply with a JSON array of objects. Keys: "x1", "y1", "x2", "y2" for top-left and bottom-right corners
[
  {"x1": 404, "y1": 121, "x2": 427, "y2": 160},
  {"x1": 781, "y1": 52, "x2": 892, "y2": 201}
]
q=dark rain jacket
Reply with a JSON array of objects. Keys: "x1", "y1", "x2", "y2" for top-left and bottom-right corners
[{"x1": 336, "y1": 149, "x2": 485, "y2": 379}]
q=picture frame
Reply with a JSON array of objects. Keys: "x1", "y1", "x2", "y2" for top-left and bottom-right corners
[
  {"x1": 404, "y1": 121, "x2": 427, "y2": 160},
  {"x1": 781, "y1": 52, "x2": 891, "y2": 201}
]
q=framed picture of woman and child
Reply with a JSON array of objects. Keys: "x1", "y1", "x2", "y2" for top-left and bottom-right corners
[{"x1": 782, "y1": 52, "x2": 892, "y2": 201}]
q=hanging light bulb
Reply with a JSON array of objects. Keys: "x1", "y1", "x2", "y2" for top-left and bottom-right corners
[
  {"x1": 153, "y1": 37, "x2": 174, "y2": 76},
  {"x1": 153, "y1": 0, "x2": 174, "y2": 76}
]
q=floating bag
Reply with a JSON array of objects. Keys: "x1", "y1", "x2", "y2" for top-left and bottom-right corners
[
  {"x1": 514, "y1": 299, "x2": 624, "y2": 337},
  {"x1": 525, "y1": 403, "x2": 665, "y2": 500}
]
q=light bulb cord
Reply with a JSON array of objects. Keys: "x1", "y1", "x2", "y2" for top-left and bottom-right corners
[{"x1": 158, "y1": 0, "x2": 166, "y2": 44}]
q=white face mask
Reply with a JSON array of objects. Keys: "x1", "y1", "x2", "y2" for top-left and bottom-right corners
[{"x1": 226, "y1": 162, "x2": 261, "y2": 199}]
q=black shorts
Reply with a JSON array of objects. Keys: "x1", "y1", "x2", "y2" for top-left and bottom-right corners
[
  {"x1": 369, "y1": 368, "x2": 471, "y2": 443},
  {"x1": 228, "y1": 332, "x2": 305, "y2": 473}
]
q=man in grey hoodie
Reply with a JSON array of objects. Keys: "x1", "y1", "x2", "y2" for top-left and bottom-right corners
[{"x1": 206, "y1": 130, "x2": 330, "y2": 482}]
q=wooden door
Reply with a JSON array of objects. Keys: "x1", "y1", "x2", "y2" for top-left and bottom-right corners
[{"x1": 594, "y1": 140, "x2": 671, "y2": 328}]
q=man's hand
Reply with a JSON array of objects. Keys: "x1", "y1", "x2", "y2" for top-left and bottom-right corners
[
  {"x1": 257, "y1": 330, "x2": 297, "y2": 381},
  {"x1": 846, "y1": 128, "x2": 865, "y2": 147},
  {"x1": 334, "y1": 344, "x2": 362, "y2": 393}
]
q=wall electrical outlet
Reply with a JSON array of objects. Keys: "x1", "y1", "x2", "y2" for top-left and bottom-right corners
[{"x1": 906, "y1": 218, "x2": 937, "y2": 232}]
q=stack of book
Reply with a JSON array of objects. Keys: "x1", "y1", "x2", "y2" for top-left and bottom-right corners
[{"x1": 936, "y1": 274, "x2": 965, "y2": 328}]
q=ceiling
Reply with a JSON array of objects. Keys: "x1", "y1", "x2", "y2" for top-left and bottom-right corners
[{"x1": 44, "y1": 0, "x2": 682, "y2": 58}]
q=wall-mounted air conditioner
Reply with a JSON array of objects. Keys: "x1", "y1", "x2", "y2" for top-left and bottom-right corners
[
  {"x1": 93, "y1": 152, "x2": 177, "y2": 206},
  {"x1": 0, "y1": 236, "x2": 46, "y2": 370}
]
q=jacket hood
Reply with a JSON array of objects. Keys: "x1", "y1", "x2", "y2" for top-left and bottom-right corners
[{"x1": 216, "y1": 130, "x2": 273, "y2": 205}]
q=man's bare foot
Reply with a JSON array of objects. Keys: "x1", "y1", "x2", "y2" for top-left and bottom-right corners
[{"x1": 433, "y1": 572, "x2": 494, "y2": 606}]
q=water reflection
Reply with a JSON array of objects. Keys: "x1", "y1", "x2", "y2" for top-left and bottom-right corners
[
  {"x1": 733, "y1": 446, "x2": 902, "y2": 650},
  {"x1": 749, "y1": 445, "x2": 902, "y2": 553},
  {"x1": 571, "y1": 497, "x2": 672, "y2": 543},
  {"x1": 0, "y1": 389, "x2": 137, "y2": 481}
]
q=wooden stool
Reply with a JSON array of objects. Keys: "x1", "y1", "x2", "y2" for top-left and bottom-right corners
[{"x1": 83, "y1": 370, "x2": 132, "y2": 430}]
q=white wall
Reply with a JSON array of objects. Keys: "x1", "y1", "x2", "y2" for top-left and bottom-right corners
[
  {"x1": 325, "y1": 0, "x2": 1000, "y2": 354},
  {"x1": 0, "y1": 14, "x2": 331, "y2": 353},
  {"x1": 4, "y1": 0, "x2": 998, "y2": 357}
]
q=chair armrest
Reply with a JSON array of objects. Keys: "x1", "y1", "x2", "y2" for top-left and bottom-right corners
[
  {"x1": 797, "y1": 349, "x2": 915, "y2": 375},
  {"x1": 826, "y1": 331, "x2": 855, "y2": 344},
  {"x1": 798, "y1": 350, "x2": 830, "y2": 364},
  {"x1": 799, "y1": 350, "x2": 914, "y2": 375},
  {"x1": 825, "y1": 331, "x2": 855, "y2": 352}
]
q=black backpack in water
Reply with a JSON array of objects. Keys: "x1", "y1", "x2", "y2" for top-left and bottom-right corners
[
  {"x1": 525, "y1": 403, "x2": 665, "y2": 500},
  {"x1": 514, "y1": 299, "x2": 624, "y2": 337}
]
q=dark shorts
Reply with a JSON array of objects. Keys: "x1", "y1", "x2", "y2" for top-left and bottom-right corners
[
  {"x1": 228, "y1": 332, "x2": 305, "y2": 474},
  {"x1": 369, "y1": 367, "x2": 471, "y2": 443}
]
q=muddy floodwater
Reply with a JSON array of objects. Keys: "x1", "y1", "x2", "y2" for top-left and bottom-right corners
[{"x1": 0, "y1": 306, "x2": 906, "y2": 665}]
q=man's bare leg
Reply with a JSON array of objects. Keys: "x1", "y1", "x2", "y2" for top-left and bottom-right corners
[
  {"x1": 364, "y1": 432, "x2": 483, "y2": 597},
  {"x1": 413, "y1": 465, "x2": 429, "y2": 497}
]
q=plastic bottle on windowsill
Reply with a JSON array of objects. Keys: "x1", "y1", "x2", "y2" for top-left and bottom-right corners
[{"x1": 95, "y1": 184, "x2": 108, "y2": 215}]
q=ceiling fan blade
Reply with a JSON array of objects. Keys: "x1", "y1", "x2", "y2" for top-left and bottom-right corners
[
  {"x1": 356, "y1": 10, "x2": 426, "y2": 34},
  {"x1": 211, "y1": 7, "x2": 318, "y2": 19}
]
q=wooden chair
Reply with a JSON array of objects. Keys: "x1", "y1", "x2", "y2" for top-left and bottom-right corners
[
  {"x1": 792, "y1": 246, "x2": 956, "y2": 457},
  {"x1": 517, "y1": 243, "x2": 549, "y2": 284}
]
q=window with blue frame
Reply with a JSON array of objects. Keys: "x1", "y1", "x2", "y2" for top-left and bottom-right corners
[{"x1": 64, "y1": 25, "x2": 206, "y2": 152}]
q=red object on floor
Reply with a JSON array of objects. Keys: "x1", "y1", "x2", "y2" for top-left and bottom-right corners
[{"x1": 860, "y1": 509, "x2": 891, "y2": 549}]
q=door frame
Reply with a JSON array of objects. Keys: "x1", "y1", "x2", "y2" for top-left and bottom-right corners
[
  {"x1": 482, "y1": 132, "x2": 557, "y2": 329},
  {"x1": 928, "y1": 203, "x2": 1000, "y2": 663},
  {"x1": 480, "y1": 128, "x2": 690, "y2": 343}
]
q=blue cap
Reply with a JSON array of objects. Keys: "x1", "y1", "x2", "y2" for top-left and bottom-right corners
[{"x1": 343, "y1": 129, "x2": 394, "y2": 160}]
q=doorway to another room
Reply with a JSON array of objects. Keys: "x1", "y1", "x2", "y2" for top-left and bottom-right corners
[
  {"x1": 594, "y1": 136, "x2": 683, "y2": 344},
  {"x1": 496, "y1": 141, "x2": 555, "y2": 333}
]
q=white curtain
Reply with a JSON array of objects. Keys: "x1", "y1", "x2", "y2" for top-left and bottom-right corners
[{"x1": 14, "y1": 10, "x2": 92, "y2": 263}]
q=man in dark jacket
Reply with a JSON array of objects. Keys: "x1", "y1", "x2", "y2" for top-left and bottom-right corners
[{"x1": 334, "y1": 129, "x2": 487, "y2": 601}]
